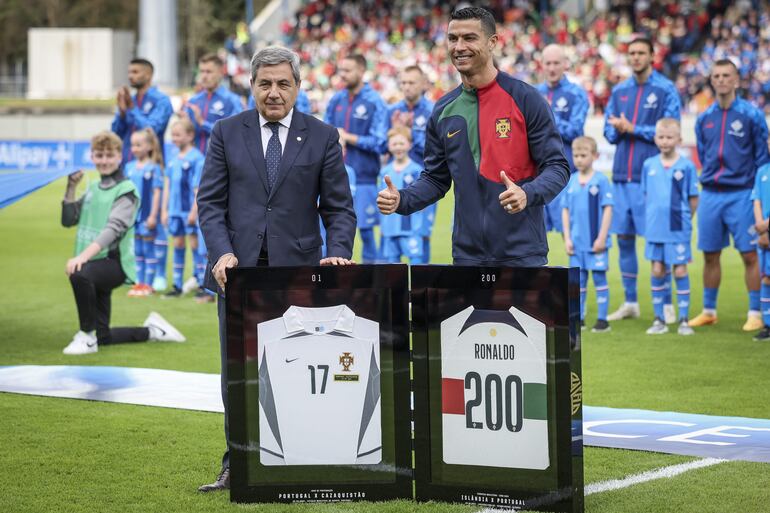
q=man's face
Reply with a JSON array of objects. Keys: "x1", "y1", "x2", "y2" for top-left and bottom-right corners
[
  {"x1": 198, "y1": 61, "x2": 223, "y2": 91},
  {"x1": 251, "y1": 62, "x2": 299, "y2": 122},
  {"x1": 542, "y1": 48, "x2": 567, "y2": 86},
  {"x1": 91, "y1": 149, "x2": 122, "y2": 176},
  {"x1": 447, "y1": 19, "x2": 496, "y2": 77},
  {"x1": 572, "y1": 144, "x2": 596, "y2": 173},
  {"x1": 627, "y1": 42, "x2": 653, "y2": 76},
  {"x1": 654, "y1": 124, "x2": 681, "y2": 154},
  {"x1": 710, "y1": 64, "x2": 738, "y2": 96},
  {"x1": 399, "y1": 69, "x2": 425, "y2": 104},
  {"x1": 337, "y1": 59, "x2": 364, "y2": 91},
  {"x1": 127, "y1": 64, "x2": 151, "y2": 89}
]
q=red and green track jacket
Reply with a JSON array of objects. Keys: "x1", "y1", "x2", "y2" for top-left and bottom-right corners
[{"x1": 396, "y1": 71, "x2": 569, "y2": 265}]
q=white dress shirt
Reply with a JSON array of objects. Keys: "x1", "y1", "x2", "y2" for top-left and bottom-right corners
[{"x1": 258, "y1": 109, "x2": 294, "y2": 157}]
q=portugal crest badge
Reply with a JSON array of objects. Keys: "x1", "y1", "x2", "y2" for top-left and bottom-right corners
[{"x1": 495, "y1": 117, "x2": 511, "y2": 139}]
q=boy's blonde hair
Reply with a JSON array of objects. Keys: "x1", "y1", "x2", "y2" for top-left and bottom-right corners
[
  {"x1": 655, "y1": 117, "x2": 681, "y2": 132},
  {"x1": 172, "y1": 117, "x2": 195, "y2": 135},
  {"x1": 572, "y1": 136, "x2": 597, "y2": 153},
  {"x1": 387, "y1": 125, "x2": 412, "y2": 143},
  {"x1": 133, "y1": 128, "x2": 165, "y2": 169},
  {"x1": 91, "y1": 131, "x2": 122, "y2": 153}
]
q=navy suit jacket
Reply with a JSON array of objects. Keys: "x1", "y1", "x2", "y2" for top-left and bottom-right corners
[{"x1": 197, "y1": 109, "x2": 356, "y2": 293}]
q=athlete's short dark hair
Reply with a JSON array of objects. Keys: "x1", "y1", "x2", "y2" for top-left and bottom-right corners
[
  {"x1": 450, "y1": 7, "x2": 497, "y2": 37},
  {"x1": 628, "y1": 37, "x2": 654, "y2": 54},
  {"x1": 713, "y1": 58, "x2": 739, "y2": 74},
  {"x1": 130, "y1": 58, "x2": 154, "y2": 73},
  {"x1": 344, "y1": 54, "x2": 367, "y2": 70},
  {"x1": 199, "y1": 53, "x2": 223, "y2": 67}
]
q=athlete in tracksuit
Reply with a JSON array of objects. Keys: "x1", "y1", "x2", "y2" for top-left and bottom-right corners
[
  {"x1": 325, "y1": 80, "x2": 388, "y2": 263},
  {"x1": 185, "y1": 84, "x2": 243, "y2": 155},
  {"x1": 690, "y1": 59, "x2": 770, "y2": 329},
  {"x1": 536, "y1": 75, "x2": 589, "y2": 232},
  {"x1": 604, "y1": 49, "x2": 681, "y2": 321}
]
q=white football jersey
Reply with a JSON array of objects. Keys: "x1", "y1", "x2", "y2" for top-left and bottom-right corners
[
  {"x1": 441, "y1": 306, "x2": 549, "y2": 469},
  {"x1": 257, "y1": 305, "x2": 381, "y2": 466}
]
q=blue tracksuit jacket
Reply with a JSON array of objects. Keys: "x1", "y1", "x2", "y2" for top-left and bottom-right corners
[
  {"x1": 186, "y1": 84, "x2": 243, "y2": 154},
  {"x1": 324, "y1": 83, "x2": 388, "y2": 184},
  {"x1": 604, "y1": 70, "x2": 681, "y2": 183},
  {"x1": 536, "y1": 76, "x2": 589, "y2": 169},
  {"x1": 696, "y1": 97, "x2": 770, "y2": 190},
  {"x1": 111, "y1": 86, "x2": 173, "y2": 163}
]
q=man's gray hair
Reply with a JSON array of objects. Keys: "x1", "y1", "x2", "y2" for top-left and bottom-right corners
[{"x1": 250, "y1": 46, "x2": 301, "y2": 84}]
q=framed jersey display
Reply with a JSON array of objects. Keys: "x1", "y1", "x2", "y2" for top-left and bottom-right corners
[
  {"x1": 411, "y1": 266, "x2": 583, "y2": 512},
  {"x1": 225, "y1": 265, "x2": 412, "y2": 503}
]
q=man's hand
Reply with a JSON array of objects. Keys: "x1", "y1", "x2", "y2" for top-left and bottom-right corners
[
  {"x1": 565, "y1": 238, "x2": 575, "y2": 255},
  {"x1": 391, "y1": 110, "x2": 413, "y2": 128},
  {"x1": 67, "y1": 170, "x2": 84, "y2": 187},
  {"x1": 499, "y1": 171, "x2": 527, "y2": 214},
  {"x1": 320, "y1": 257, "x2": 356, "y2": 265},
  {"x1": 592, "y1": 238, "x2": 607, "y2": 253},
  {"x1": 212, "y1": 253, "x2": 238, "y2": 291},
  {"x1": 187, "y1": 211, "x2": 197, "y2": 226},
  {"x1": 377, "y1": 175, "x2": 400, "y2": 214},
  {"x1": 65, "y1": 255, "x2": 89, "y2": 276},
  {"x1": 187, "y1": 103, "x2": 203, "y2": 125},
  {"x1": 116, "y1": 89, "x2": 127, "y2": 114},
  {"x1": 608, "y1": 113, "x2": 632, "y2": 134},
  {"x1": 121, "y1": 86, "x2": 133, "y2": 110},
  {"x1": 759, "y1": 232, "x2": 770, "y2": 250},
  {"x1": 146, "y1": 216, "x2": 157, "y2": 230}
]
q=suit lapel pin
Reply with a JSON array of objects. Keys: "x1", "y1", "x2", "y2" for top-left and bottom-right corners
[{"x1": 297, "y1": 136, "x2": 302, "y2": 141}]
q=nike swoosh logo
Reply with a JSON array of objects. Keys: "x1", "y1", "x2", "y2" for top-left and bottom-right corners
[
  {"x1": 447, "y1": 130, "x2": 461, "y2": 138},
  {"x1": 86, "y1": 341, "x2": 97, "y2": 347},
  {"x1": 285, "y1": 358, "x2": 299, "y2": 363}
]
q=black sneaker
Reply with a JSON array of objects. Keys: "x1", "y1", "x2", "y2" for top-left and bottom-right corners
[
  {"x1": 753, "y1": 326, "x2": 770, "y2": 341},
  {"x1": 591, "y1": 319, "x2": 611, "y2": 332},
  {"x1": 163, "y1": 287, "x2": 182, "y2": 298}
]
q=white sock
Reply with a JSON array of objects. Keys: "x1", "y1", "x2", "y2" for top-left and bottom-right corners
[
  {"x1": 703, "y1": 308, "x2": 717, "y2": 316},
  {"x1": 147, "y1": 325, "x2": 163, "y2": 340}
]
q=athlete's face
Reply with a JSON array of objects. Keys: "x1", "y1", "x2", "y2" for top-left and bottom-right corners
[
  {"x1": 627, "y1": 42, "x2": 653, "y2": 76},
  {"x1": 387, "y1": 134, "x2": 411, "y2": 160},
  {"x1": 91, "y1": 149, "x2": 122, "y2": 176},
  {"x1": 654, "y1": 124, "x2": 681, "y2": 154},
  {"x1": 130, "y1": 132, "x2": 151, "y2": 160},
  {"x1": 251, "y1": 62, "x2": 299, "y2": 122},
  {"x1": 337, "y1": 59, "x2": 364, "y2": 91},
  {"x1": 399, "y1": 69, "x2": 425, "y2": 105},
  {"x1": 447, "y1": 19, "x2": 497, "y2": 77},
  {"x1": 198, "y1": 61, "x2": 223, "y2": 92},
  {"x1": 541, "y1": 48, "x2": 567, "y2": 86},
  {"x1": 127, "y1": 63, "x2": 151, "y2": 89},
  {"x1": 710, "y1": 64, "x2": 739, "y2": 96},
  {"x1": 571, "y1": 144, "x2": 596, "y2": 174},
  {"x1": 171, "y1": 124, "x2": 194, "y2": 149}
]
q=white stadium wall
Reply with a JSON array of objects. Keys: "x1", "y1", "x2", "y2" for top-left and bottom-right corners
[{"x1": 27, "y1": 28, "x2": 135, "y2": 100}]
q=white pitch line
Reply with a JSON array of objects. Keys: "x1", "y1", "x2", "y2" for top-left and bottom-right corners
[
  {"x1": 475, "y1": 457, "x2": 727, "y2": 512},
  {"x1": 585, "y1": 457, "x2": 726, "y2": 495}
]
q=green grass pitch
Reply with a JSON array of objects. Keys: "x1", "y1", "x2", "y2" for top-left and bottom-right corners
[{"x1": 1, "y1": 175, "x2": 769, "y2": 512}]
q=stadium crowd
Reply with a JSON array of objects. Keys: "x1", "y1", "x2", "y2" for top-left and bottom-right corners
[{"x1": 220, "y1": 0, "x2": 770, "y2": 116}]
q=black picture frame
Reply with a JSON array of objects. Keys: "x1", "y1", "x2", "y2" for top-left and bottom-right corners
[
  {"x1": 225, "y1": 264, "x2": 413, "y2": 503},
  {"x1": 411, "y1": 265, "x2": 583, "y2": 512}
]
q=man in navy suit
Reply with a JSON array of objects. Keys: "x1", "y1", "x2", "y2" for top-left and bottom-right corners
[{"x1": 196, "y1": 46, "x2": 356, "y2": 492}]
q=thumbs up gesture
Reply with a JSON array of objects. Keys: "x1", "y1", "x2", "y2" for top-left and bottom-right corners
[
  {"x1": 499, "y1": 171, "x2": 527, "y2": 214},
  {"x1": 377, "y1": 175, "x2": 400, "y2": 215}
]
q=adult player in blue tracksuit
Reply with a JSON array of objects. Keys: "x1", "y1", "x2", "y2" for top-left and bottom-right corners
[
  {"x1": 536, "y1": 44, "x2": 589, "y2": 233},
  {"x1": 248, "y1": 89, "x2": 311, "y2": 114},
  {"x1": 603, "y1": 38, "x2": 681, "y2": 322},
  {"x1": 111, "y1": 58, "x2": 173, "y2": 292},
  {"x1": 388, "y1": 65, "x2": 436, "y2": 261},
  {"x1": 324, "y1": 54, "x2": 388, "y2": 263},
  {"x1": 690, "y1": 59, "x2": 770, "y2": 331},
  {"x1": 183, "y1": 54, "x2": 243, "y2": 155}
]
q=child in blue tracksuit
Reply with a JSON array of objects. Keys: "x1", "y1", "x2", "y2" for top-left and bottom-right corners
[
  {"x1": 379, "y1": 127, "x2": 424, "y2": 264},
  {"x1": 641, "y1": 118, "x2": 699, "y2": 336},
  {"x1": 161, "y1": 118, "x2": 205, "y2": 296},
  {"x1": 562, "y1": 136, "x2": 614, "y2": 332},
  {"x1": 124, "y1": 128, "x2": 164, "y2": 295},
  {"x1": 751, "y1": 135, "x2": 770, "y2": 341}
]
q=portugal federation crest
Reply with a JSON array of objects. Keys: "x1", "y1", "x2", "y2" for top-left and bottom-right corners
[
  {"x1": 495, "y1": 117, "x2": 511, "y2": 139},
  {"x1": 339, "y1": 352, "x2": 354, "y2": 371}
]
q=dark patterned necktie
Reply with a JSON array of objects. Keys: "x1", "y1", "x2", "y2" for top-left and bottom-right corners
[{"x1": 265, "y1": 121, "x2": 282, "y2": 191}]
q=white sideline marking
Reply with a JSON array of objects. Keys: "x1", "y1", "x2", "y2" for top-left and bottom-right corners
[
  {"x1": 475, "y1": 457, "x2": 726, "y2": 512},
  {"x1": 585, "y1": 457, "x2": 726, "y2": 495}
]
